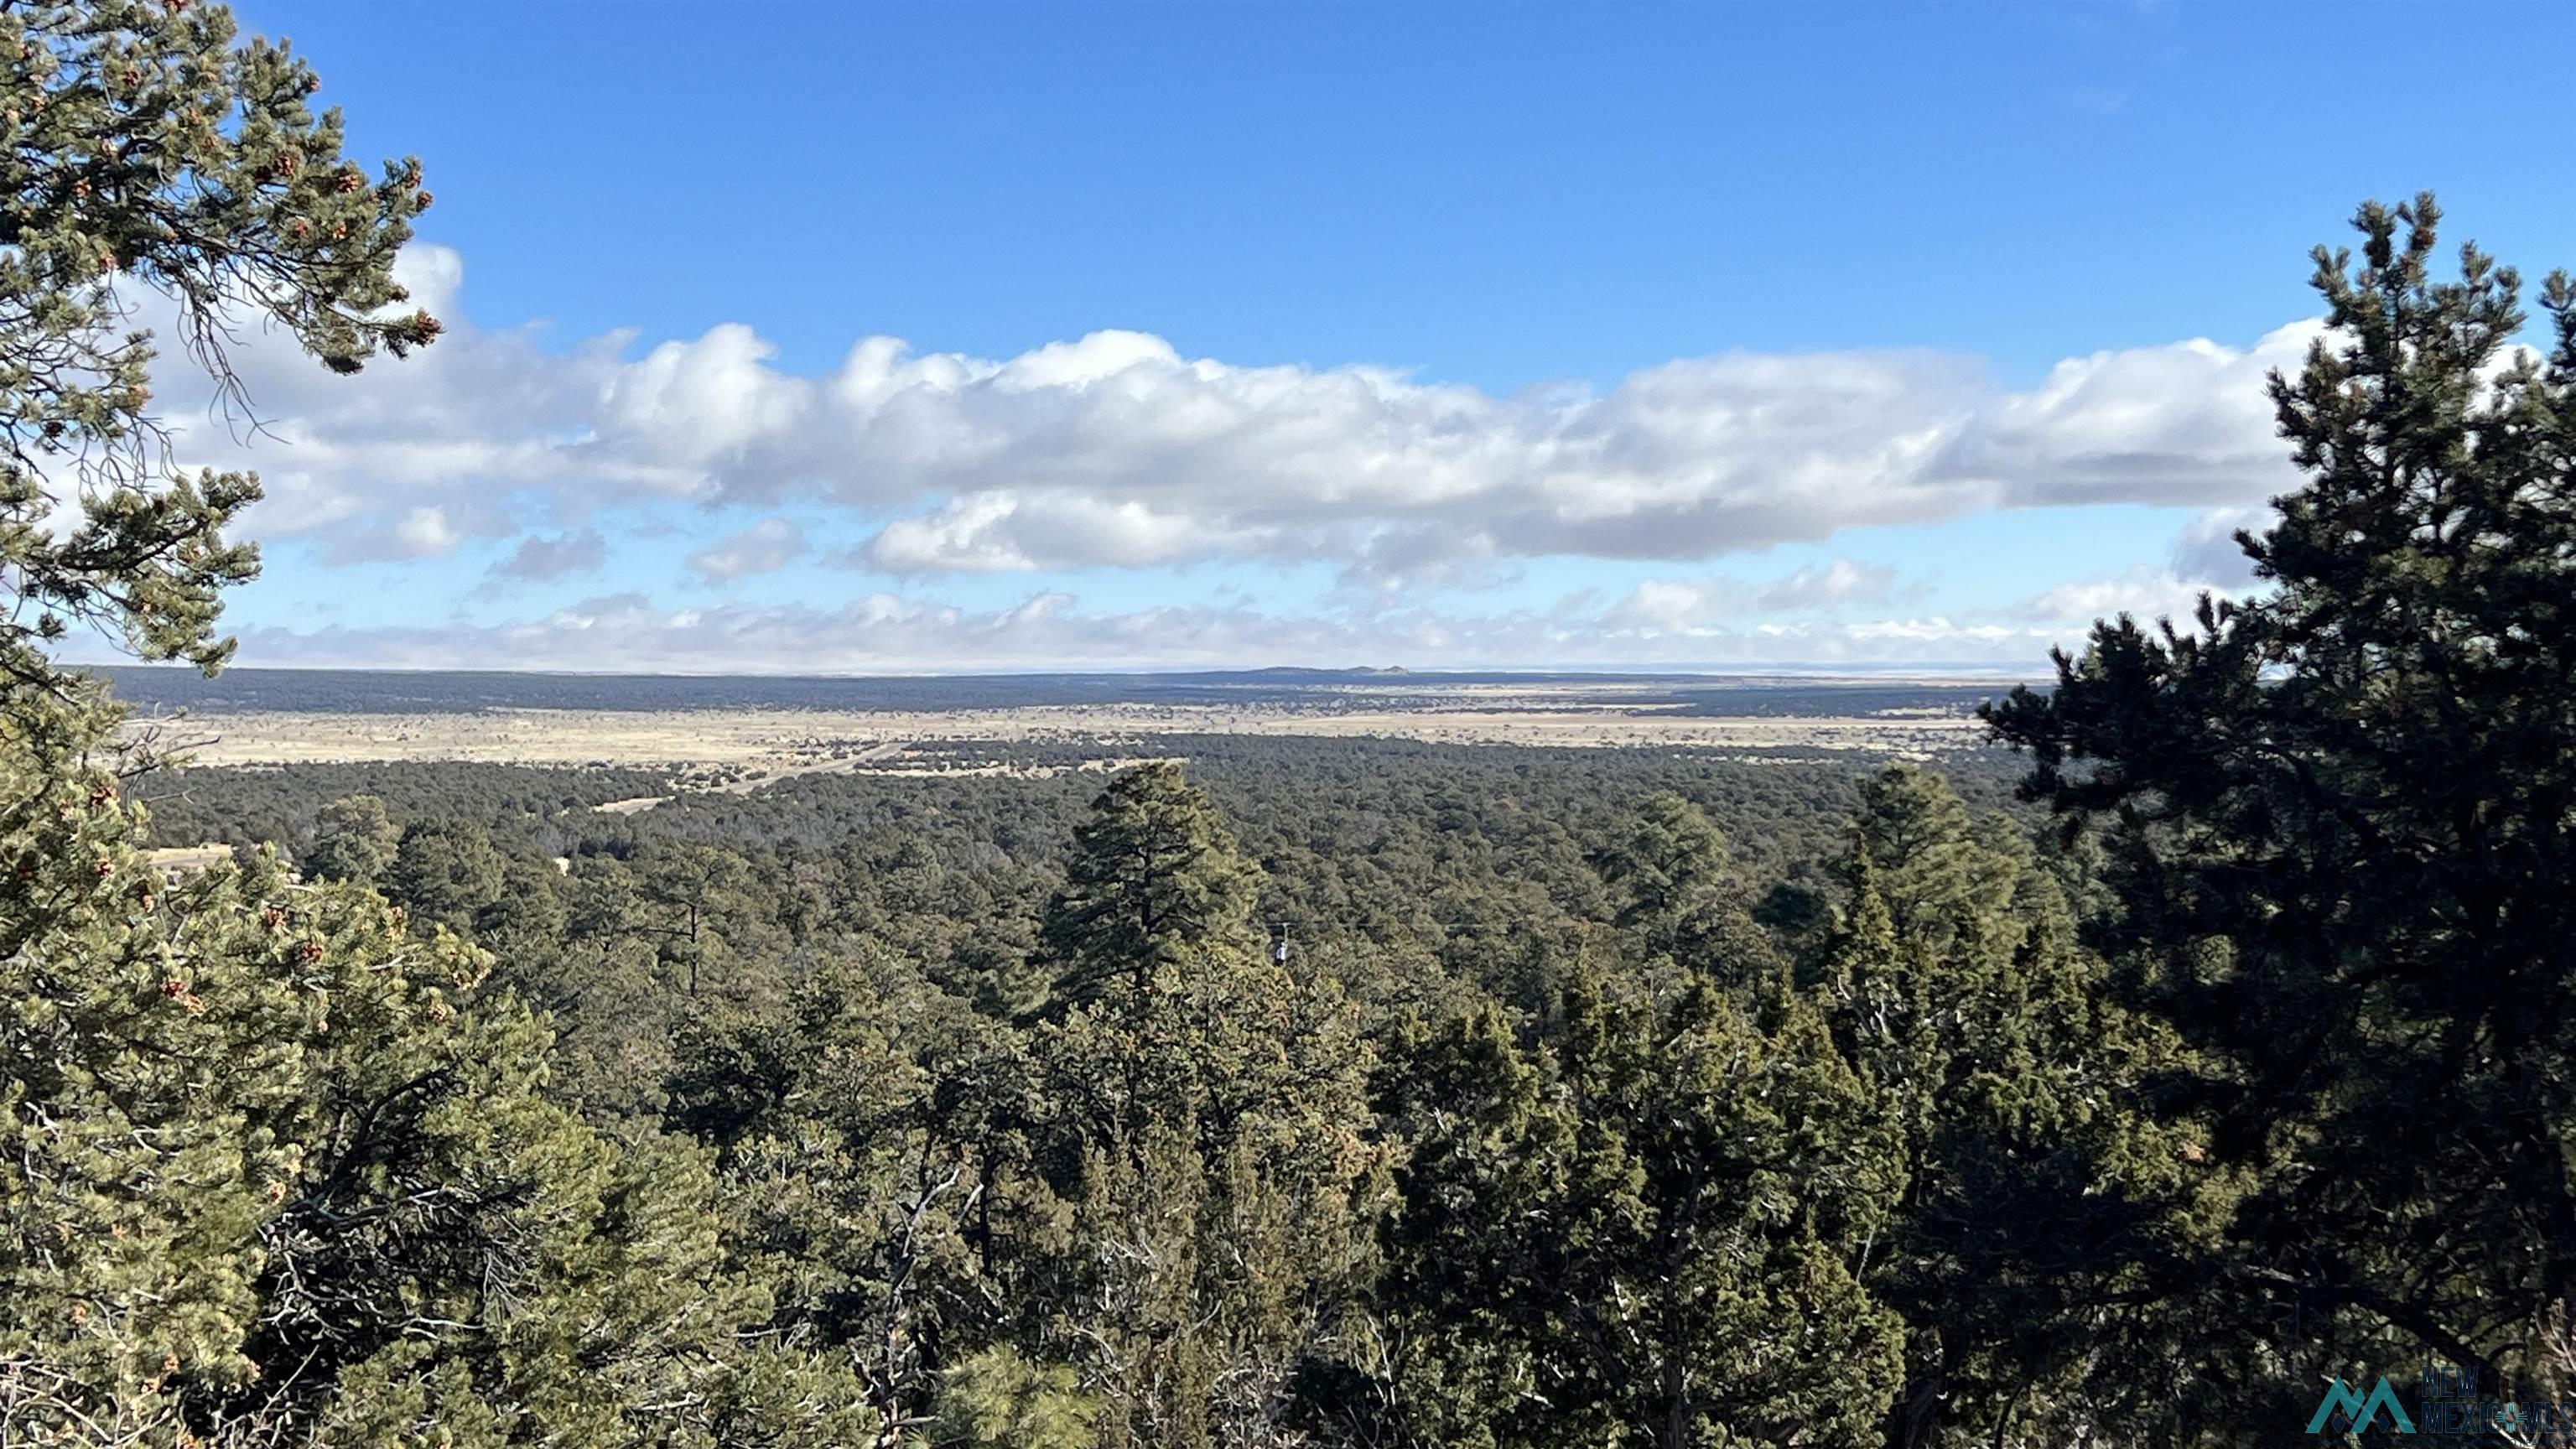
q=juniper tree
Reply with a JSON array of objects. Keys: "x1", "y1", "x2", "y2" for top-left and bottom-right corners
[
  {"x1": 301, "y1": 792, "x2": 398, "y2": 885},
  {"x1": 1367, "y1": 979, "x2": 1908, "y2": 1449},
  {"x1": 384, "y1": 815, "x2": 506, "y2": 933},
  {"x1": 1590, "y1": 789, "x2": 1783, "y2": 995},
  {"x1": 1819, "y1": 769, "x2": 2216, "y2": 1446},
  {"x1": 667, "y1": 945, "x2": 1035, "y2": 1446}
]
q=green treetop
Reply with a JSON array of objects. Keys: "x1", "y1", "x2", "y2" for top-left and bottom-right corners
[
  {"x1": 1371, "y1": 977, "x2": 1907, "y2": 1449},
  {"x1": 302, "y1": 792, "x2": 399, "y2": 886},
  {"x1": 1029, "y1": 763, "x2": 1385, "y2": 1447}
]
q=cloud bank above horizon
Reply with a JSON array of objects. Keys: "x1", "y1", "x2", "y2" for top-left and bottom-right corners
[{"x1": 117, "y1": 244, "x2": 2303, "y2": 674}]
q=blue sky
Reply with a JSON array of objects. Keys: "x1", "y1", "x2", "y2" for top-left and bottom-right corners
[{"x1": 166, "y1": 0, "x2": 2575, "y2": 673}]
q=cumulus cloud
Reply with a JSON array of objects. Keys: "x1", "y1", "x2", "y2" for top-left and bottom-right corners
[
  {"x1": 862, "y1": 493, "x2": 1217, "y2": 574},
  {"x1": 1758, "y1": 558, "x2": 1901, "y2": 610},
  {"x1": 489, "y1": 528, "x2": 606, "y2": 582},
  {"x1": 321, "y1": 503, "x2": 482, "y2": 564},
  {"x1": 685, "y1": 517, "x2": 808, "y2": 581},
  {"x1": 2018, "y1": 567, "x2": 2227, "y2": 626},
  {"x1": 1601, "y1": 558, "x2": 1900, "y2": 636},
  {"x1": 230, "y1": 588, "x2": 2071, "y2": 675},
  {"x1": 1609, "y1": 577, "x2": 1752, "y2": 632},
  {"x1": 1930, "y1": 325, "x2": 2318, "y2": 506},
  {"x1": 141, "y1": 243, "x2": 2316, "y2": 582},
  {"x1": 2172, "y1": 506, "x2": 2265, "y2": 587}
]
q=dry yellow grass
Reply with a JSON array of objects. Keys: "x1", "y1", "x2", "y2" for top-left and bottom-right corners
[{"x1": 144, "y1": 688, "x2": 1993, "y2": 780}]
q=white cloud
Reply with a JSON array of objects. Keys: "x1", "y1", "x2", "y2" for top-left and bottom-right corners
[
  {"x1": 321, "y1": 501, "x2": 486, "y2": 563},
  {"x1": 598, "y1": 324, "x2": 808, "y2": 473},
  {"x1": 141, "y1": 244, "x2": 2315, "y2": 582},
  {"x1": 489, "y1": 528, "x2": 605, "y2": 582},
  {"x1": 685, "y1": 517, "x2": 808, "y2": 581},
  {"x1": 1931, "y1": 324, "x2": 2318, "y2": 506},
  {"x1": 397, "y1": 506, "x2": 460, "y2": 555},
  {"x1": 1845, "y1": 617, "x2": 2028, "y2": 646},
  {"x1": 1758, "y1": 558, "x2": 1900, "y2": 610},
  {"x1": 230, "y1": 589, "x2": 2070, "y2": 675},
  {"x1": 2018, "y1": 567, "x2": 2227, "y2": 625},
  {"x1": 1601, "y1": 558, "x2": 1900, "y2": 637},
  {"x1": 2173, "y1": 505, "x2": 2264, "y2": 587},
  {"x1": 861, "y1": 492, "x2": 1219, "y2": 574},
  {"x1": 1613, "y1": 577, "x2": 1744, "y2": 632}
]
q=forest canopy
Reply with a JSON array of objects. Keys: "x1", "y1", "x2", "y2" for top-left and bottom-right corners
[{"x1": 2, "y1": 6, "x2": 2572, "y2": 1448}]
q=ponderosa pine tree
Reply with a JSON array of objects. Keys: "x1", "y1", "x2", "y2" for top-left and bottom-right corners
[
  {"x1": 0, "y1": 1, "x2": 431, "y2": 1432},
  {"x1": 932, "y1": 1344, "x2": 1100, "y2": 1449},
  {"x1": 0, "y1": 0, "x2": 437, "y2": 699},
  {"x1": 0, "y1": 692, "x2": 886, "y2": 1446},
  {"x1": 1041, "y1": 762, "x2": 1263, "y2": 1010},
  {"x1": 0, "y1": 6, "x2": 873, "y2": 1443},
  {"x1": 634, "y1": 839, "x2": 785, "y2": 1000},
  {"x1": 1987, "y1": 194, "x2": 2576, "y2": 1431},
  {"x1": 1836, "y1": 767, "x2": 2022, "y2": 958},
  {"x1": 1029, "y1": 763, "x2": 1385, "y2": 1448}
]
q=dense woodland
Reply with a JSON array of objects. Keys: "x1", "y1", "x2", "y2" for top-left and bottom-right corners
[
  {"x1": 5, "y1": 5, "x2": 2574, "y2": 1447},
  {"x1": 129, "y1": 739, "x2": 2025, "y2": 1106}
]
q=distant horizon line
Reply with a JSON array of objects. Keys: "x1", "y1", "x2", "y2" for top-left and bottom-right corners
[{"x1": 91, "y1": 660, "x2": 2048, "y2": 683}]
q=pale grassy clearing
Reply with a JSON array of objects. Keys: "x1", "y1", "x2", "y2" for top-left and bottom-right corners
[{"x1": 141, "y1": 687, "x2": 1998, "y2": 781}]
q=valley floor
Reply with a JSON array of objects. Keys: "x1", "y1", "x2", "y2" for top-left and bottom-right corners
[{"x1": 141, "y1": 691, "x2": 1995, "y2": 781}]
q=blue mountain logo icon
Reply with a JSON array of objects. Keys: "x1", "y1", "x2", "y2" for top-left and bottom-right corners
[{"x1": 2309, "y1": 1376, "x2": 2416, "y2": 1436}]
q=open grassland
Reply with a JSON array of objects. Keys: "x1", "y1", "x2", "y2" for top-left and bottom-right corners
[{"x1": 134, "y1": 678, "x2": 2006, "y2": 789}]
